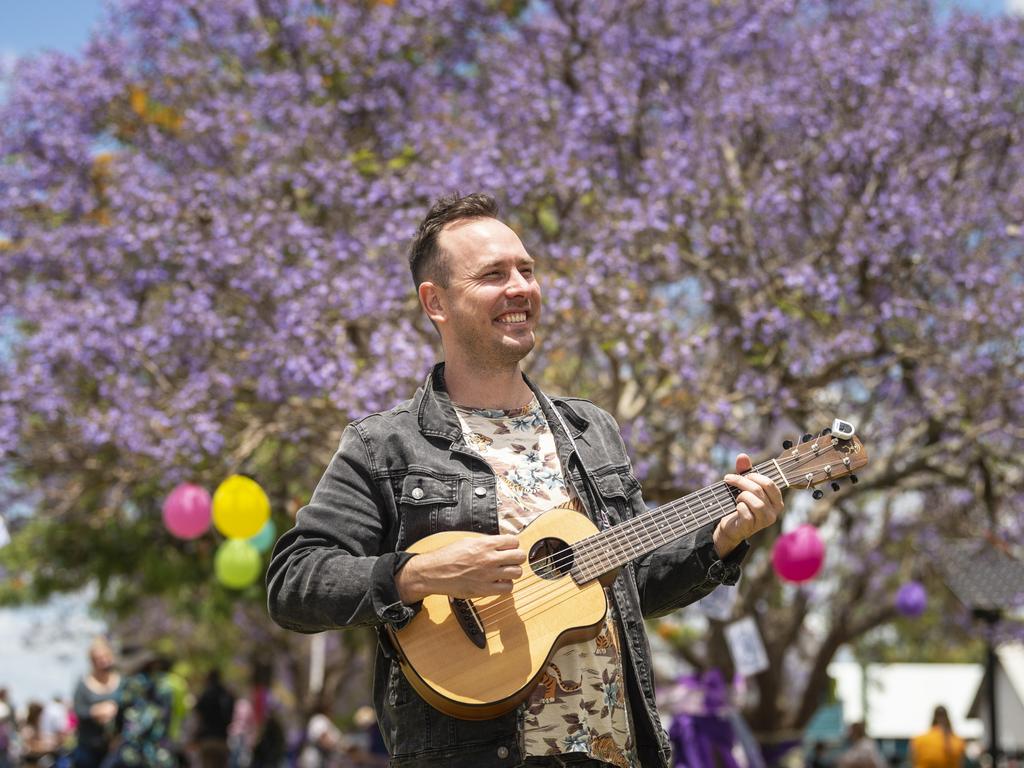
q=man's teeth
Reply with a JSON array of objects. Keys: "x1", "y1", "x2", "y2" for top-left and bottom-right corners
[{"x1": 498, "y1": 312, "x2": 527, "y2": 323}]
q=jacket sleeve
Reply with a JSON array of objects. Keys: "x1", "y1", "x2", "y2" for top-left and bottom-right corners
[
  {"x1": 631, "y1": 519, "x2": 748, "y2": 618},
  {"x1": 266, "y1": 423, "x2": 418, "y2": 633}
]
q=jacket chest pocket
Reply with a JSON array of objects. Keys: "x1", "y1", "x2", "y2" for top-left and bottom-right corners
[
  {"x1": 591, "y1": 467, "x2": 640, "y2": 525},
  {"x1": 396, "y1": 471, "x2": 460, "y2": 548}
]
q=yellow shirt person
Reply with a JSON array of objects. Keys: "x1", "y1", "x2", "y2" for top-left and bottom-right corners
[{"x1": 910, "y1": 706, "x2": 965, "y2": 768}]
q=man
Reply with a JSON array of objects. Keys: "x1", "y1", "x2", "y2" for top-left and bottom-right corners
[
  {"x1": 192, "y1": 670, "x2": 235, "y2": 768},
  {"x1": 267, "y1": 193, "x2": 782, "y2": 768}
]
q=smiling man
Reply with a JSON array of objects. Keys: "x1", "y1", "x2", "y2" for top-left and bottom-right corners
[{"x1": 267, "y1": 193, "x2": 782, "y2": 768}]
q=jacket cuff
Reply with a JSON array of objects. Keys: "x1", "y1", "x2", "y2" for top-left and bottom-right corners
[
  {"x1": 705, "y1": 539, "x2": 749, "y2": 586},
  {"x1": 370, "y1": 551, "x2": 422, "y2": 629}
]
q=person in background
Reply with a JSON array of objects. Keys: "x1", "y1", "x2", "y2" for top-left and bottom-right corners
[
  {"x1": 837, "y1": 723, "x2": 885, "y2": 768},
  {"x1": 70, "y1": 639, "x2": 121, "y2": 768},
  {"x1": 193, "y1": 670, "x2": 236, "y2": 768},
  {"x1": 0, "y1": 688, "x2": 14, "y2": 768},
  {"x1": 348, "y1": 707, "x2": 387, "y2": 767},
  {"x1": 107, "y1": 648, "x2": 176, "y2": 768},
  {"x1": 19, "y1": 701, "x2": 59, "y2": 766},
  {"x1": 40, "y1": 696, "x2": 72, "y2": 751},
  {"x1": 250, "y1": 709, "x2": 287, "y2": 768},
  {"x1": 910, "y1": 706, "x2": 965, "y2": 768},
  {"x1": 298, "y1": 706, "x2": 343, "y2": 768},
  {"x1": 809, "y1": 741, "x2": 832, "y2": 768}
]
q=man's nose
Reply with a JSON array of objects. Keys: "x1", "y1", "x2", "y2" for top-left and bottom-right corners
[{"x1": 505, "y1": 268, "x2": 530, "y2": 294}]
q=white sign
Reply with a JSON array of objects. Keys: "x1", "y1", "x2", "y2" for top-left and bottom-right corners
[{"x1": 724, "y1": 615, "x2": 770, "y2": 677}]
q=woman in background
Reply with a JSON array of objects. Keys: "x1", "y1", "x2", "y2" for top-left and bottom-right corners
[
  {"x1": 70, "y1": 639, "x2": 122, "y2": 768},
  {"x1": 910, "y1": 706, "x2": 966, "y2": 768}
]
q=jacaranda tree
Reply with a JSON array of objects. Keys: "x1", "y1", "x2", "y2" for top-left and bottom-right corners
[{"x1": 2, "y1": 0, "x2": 1022, "y2": 733}]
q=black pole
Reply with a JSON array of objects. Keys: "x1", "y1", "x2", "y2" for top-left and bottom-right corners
[
  {"x1": 985, "y1": 638, "x2": 999, "y2": 763},
  {"x1": 974, "y1": 608, "x2": 1001, "y2": 763}
]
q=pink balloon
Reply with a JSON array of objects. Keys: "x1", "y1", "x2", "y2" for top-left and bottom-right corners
[
  {"x1": 162, "y1": 483, "x2": 212, "y2": 540},
  {"x1": 772, "y1": 524, "x2": 825, "y2": 582}
]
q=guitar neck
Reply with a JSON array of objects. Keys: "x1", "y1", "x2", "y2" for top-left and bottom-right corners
[{"x1": 570, "y1": 460, "x2": 788, "y2": 584}]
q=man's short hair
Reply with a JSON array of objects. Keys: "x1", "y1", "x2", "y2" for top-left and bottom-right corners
[{"x1": 409, "y1": 192, "x2": 499, "y2": 288}]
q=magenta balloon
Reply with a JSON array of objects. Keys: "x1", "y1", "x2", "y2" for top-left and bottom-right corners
[
  {"x1": 772, "y1": 524, "x2": 825, "y2": 582},
  {"x1": 162, "y1": 483, "x2": 213, "y2": 540}
]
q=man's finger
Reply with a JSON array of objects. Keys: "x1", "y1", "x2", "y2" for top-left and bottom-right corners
[
  {"x1": 746, "y1": 473, "x2": 783, "y2": 508},
  {"x1": 736, "y1": 491, "x2": 765, "y2": 515},
  {"x1": 493, "y1": 547, "x2": 527, "y2": 565},
  {"x1": 734, "y1": 453, "x2": 753, "y2": 473},
  {"x1": 725, "y1": 473, "x2": 763, "y2": 496}
]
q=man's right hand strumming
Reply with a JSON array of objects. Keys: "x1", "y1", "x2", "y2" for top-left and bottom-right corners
[{"x1": 395, "y1": 534, "x2": 527, "y2": 603}]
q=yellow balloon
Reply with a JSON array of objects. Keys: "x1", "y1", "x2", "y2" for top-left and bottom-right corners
[{"x1": 212, "y1": 474, "x2": 270, "y2": 539}]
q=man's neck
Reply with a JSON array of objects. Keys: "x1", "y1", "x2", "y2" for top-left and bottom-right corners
[{"x1": 442, "y1": 359, "x2": 533, "y2": 411}]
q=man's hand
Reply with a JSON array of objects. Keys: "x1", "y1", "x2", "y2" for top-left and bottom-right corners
[
  {"x1": 395, "y1": 534, "x2": 527, "y2": 603},
  {"x1": 713, "y1": 453, "x2": 783, "y2": 558}
]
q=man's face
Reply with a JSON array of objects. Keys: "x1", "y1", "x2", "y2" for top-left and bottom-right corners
[{"x1": 430, "y1": 217, "x2": 542, "y2": 370}]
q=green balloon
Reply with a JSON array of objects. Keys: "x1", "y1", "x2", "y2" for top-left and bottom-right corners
[
  {"x1": 215, "y1": 539, "x2": 262, "y2": 589},
  {"x1": 248, "y1": 519, "x2": 277, "y2": 553}
]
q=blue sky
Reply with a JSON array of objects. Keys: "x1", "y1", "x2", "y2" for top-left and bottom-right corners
[
  {"x1": 0, "y1": 0, "x2": 1018, "y2": 61},
  {"x1": 0, "y1": 0, "x2": 106, "y2": 56}
]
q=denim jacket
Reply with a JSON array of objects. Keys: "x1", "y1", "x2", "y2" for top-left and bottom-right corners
[{"x1": 267, "y1": 364, "x2": 747, "y2": 768}]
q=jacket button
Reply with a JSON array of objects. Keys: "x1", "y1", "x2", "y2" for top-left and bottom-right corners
[
  {"x1": 474, "y1": 486, "x2": 487, "y2": 497},
  {"x1": 411, "y1": 487, "x2": 424, "y2": 500},
  {"x1": 496, "y1": 746, "x2": 509, "y2": 759}
]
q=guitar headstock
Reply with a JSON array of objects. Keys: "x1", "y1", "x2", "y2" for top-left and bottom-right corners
[{"x1": 773, "y1": 419, "x2": 868, "y2": 497}]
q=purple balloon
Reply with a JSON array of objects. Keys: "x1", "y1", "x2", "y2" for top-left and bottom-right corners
[
  {"x1": 895, "y1": 580, "x2": 928, "y2": 617},
  {"x1": 162, "y1": 483, "x2": 212, "y2": 540},
  {"x1": 772, "y1": 524, "x2": 825, "y2": 582}
]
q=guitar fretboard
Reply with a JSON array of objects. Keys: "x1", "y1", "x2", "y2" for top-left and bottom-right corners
[{"x1": 570, "y1": 460, "x2": 789, "y2": 583}]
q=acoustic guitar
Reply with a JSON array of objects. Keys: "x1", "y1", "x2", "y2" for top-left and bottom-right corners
[{"x1": 387, "y1": 419, "x2": 867, "y2": 720}]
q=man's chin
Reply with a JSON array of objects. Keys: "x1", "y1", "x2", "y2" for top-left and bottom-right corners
[{"x1": 495, "y1": 334, "x2": 536, "y2": 364}]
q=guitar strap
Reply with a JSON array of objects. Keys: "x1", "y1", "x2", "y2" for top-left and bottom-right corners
[{"x1": 538, "y1": 391, "x2": 613, "y2": 532}]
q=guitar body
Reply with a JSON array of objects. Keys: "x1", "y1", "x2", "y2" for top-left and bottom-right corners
[{"x1": 387, "y1": 505, "x2": 610, "y2": 720}]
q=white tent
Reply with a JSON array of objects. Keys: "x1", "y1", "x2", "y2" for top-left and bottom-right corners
[
  {"x1": 828, "y1": 661, "x2": 985, "y2": 740},
  {"x1": 968, "y1": 643, "x2": 1024, "y2": 753}
]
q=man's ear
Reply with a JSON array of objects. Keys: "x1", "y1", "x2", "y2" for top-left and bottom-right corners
[{"x1": 418, "y1": 282, "x2": 447, "y2": 325}]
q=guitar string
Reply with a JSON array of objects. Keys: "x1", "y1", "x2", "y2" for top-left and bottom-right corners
[
  {"x1": 467, "y1": 448, "x2": 831, "y2": 624},
  {"x1": 469, "y1": 455, "x2": 851, "y2": 636},
  {"x1": 461, "y1": 450, "x2": 850, "y2": 627}
]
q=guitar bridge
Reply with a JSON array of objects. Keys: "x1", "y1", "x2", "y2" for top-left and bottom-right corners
[{"x1": 450, "y1": 597, "x2": 487, "y2": 649}]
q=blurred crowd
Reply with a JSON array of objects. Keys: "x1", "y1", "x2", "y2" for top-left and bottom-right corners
[{"x1": 0, "y1": 639, "x2": 386, "y2": 768}]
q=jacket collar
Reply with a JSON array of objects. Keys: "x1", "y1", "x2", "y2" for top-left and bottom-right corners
[{"x1": 416, "y1": 362, "x2": 588, "y2": 441}]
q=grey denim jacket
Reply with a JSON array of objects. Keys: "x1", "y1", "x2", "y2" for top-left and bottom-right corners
[{"x1": 266, "y1": 364, "x2": 746, "y2": 768}]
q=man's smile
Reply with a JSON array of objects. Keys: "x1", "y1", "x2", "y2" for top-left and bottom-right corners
[{"x1": 495, "y1": 310, "x2": 529, "y2": 325}]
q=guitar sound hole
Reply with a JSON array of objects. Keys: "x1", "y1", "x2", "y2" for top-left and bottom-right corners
[{"x1": 529, "y1": 537, "x2": 574, "y2": 580}]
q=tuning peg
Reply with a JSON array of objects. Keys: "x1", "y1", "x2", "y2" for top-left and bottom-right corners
[
  {"x1": 812, "y1": 489, "x2": 824, "y2": 500},
  {"x1": 782, "y1": 439, "x2": 793, "y2": 449},
  {"x1": 802, "y1": 433, "x2": 813, "y2": 443},
  {"x1": 821, "y1": 427, "x2": 832, "y2": 436},
  {"x1": 850, "y1": 474, "x2": 859, "y2": 484},
  {"x1": 831, "y1": 482, "x2": 840, "y2": 492}
]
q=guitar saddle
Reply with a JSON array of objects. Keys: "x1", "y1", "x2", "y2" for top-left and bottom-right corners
[{"x1": 449, "y1": 597, "x2": 487, "y2": 649}]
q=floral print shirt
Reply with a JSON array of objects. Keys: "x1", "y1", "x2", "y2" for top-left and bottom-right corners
[
  {"x1": 454, "y1": 397, "x2": 639, "y2": 768},
  {"x1": 111, "y1": 673, "x2": 177, "y2": 768}
]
